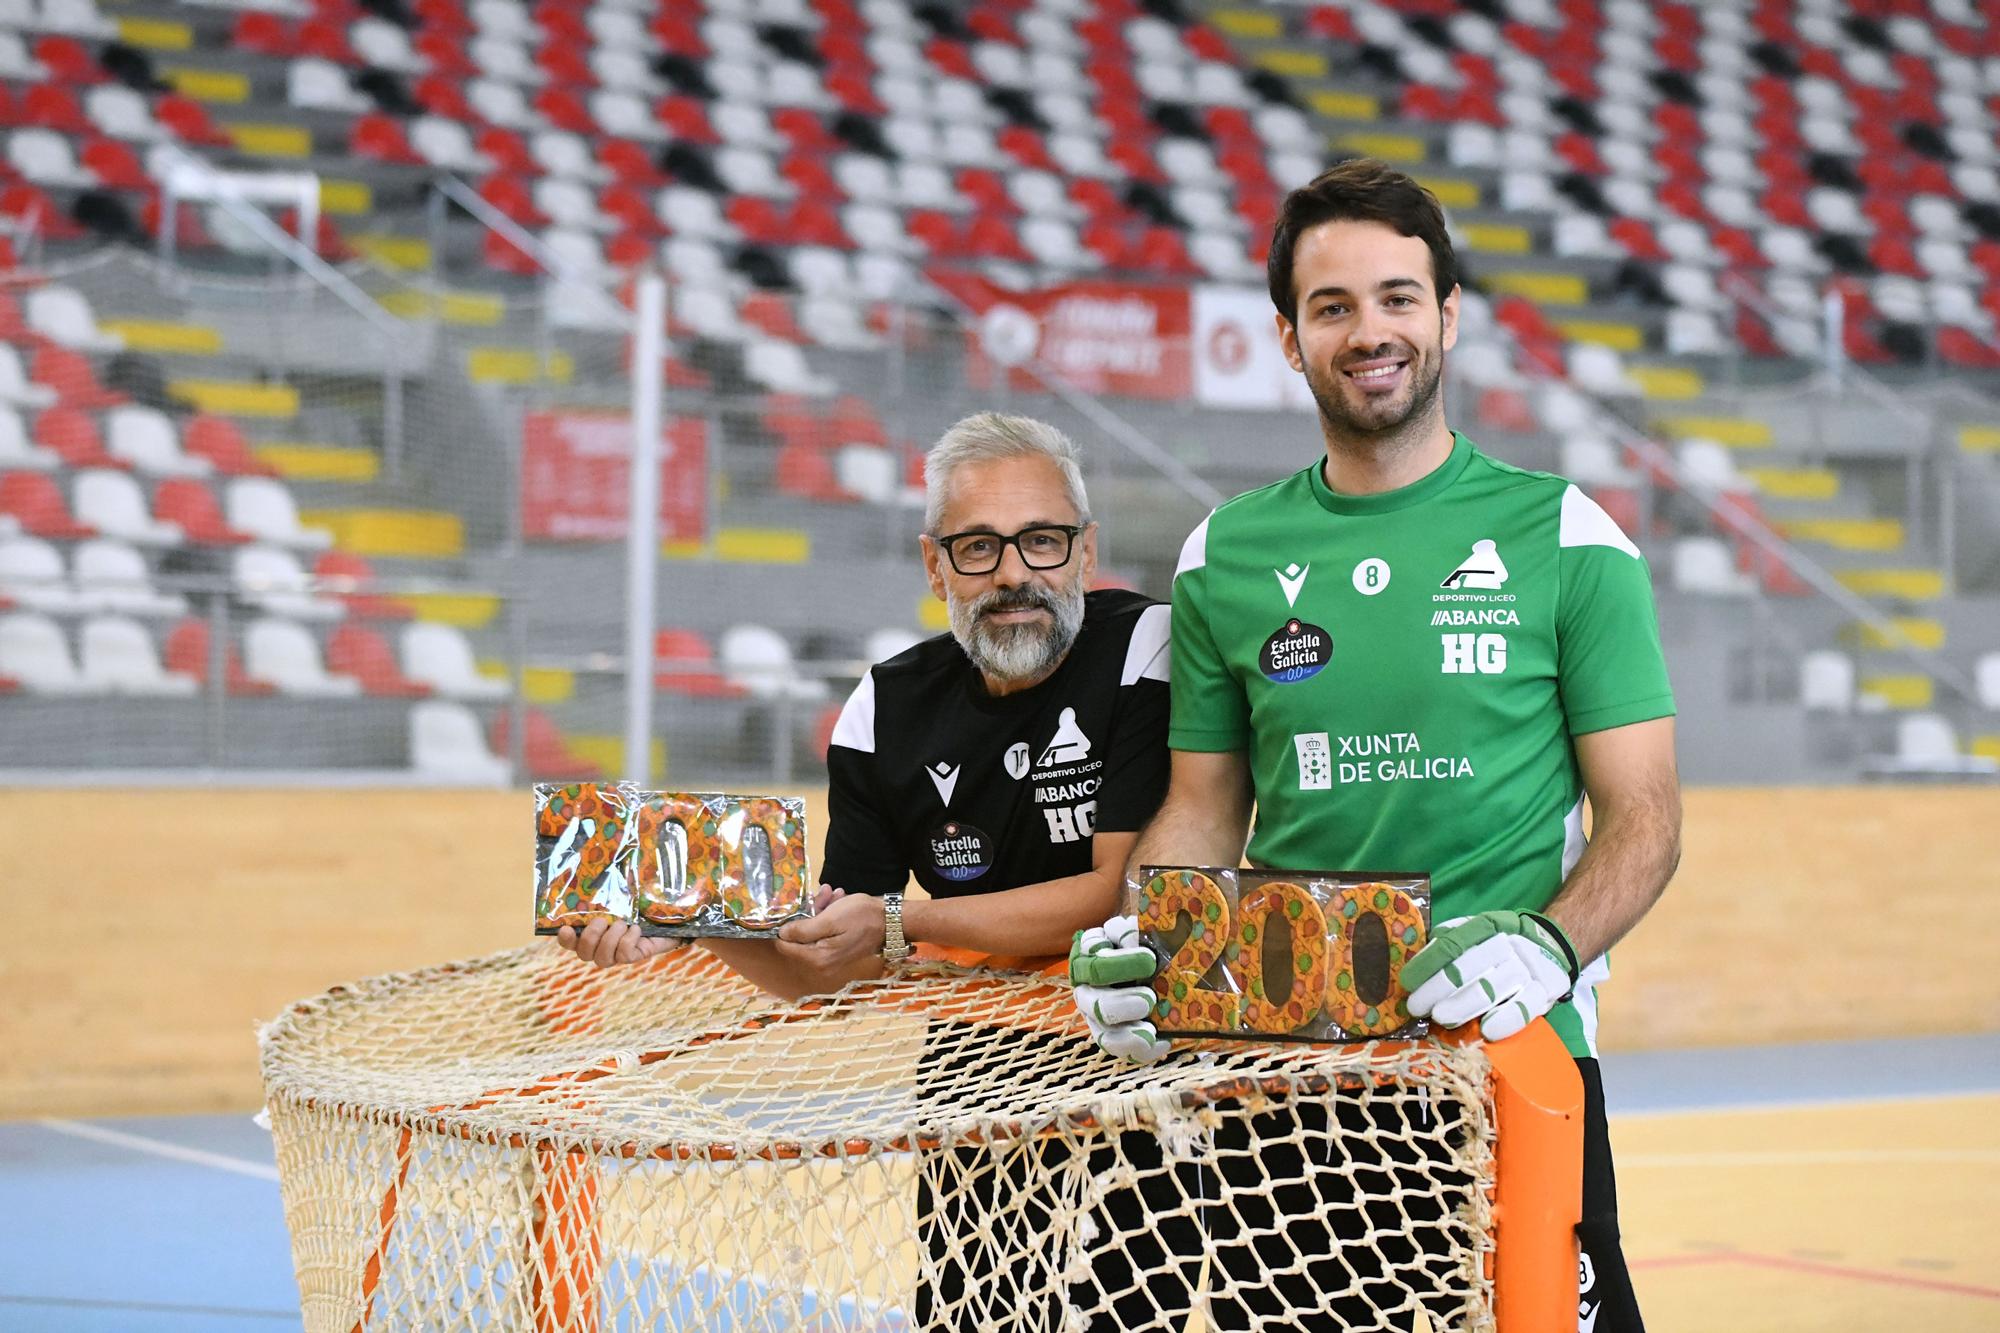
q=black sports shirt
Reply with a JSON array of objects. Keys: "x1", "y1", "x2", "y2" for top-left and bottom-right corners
[{"x1": 820, "y1": 589, "x2": 1171, "y2": 898}]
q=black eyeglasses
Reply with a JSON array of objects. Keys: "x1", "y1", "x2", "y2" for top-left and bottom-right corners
[{"x1": 934, "y1": 525, "x2": 1083, "y2": 576}]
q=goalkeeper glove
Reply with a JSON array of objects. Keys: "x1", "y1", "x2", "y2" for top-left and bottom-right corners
[
  {"x1": 1069, "y1": 915, "x2": 1171, "y2": 1065},
  {"x1": 1400, "y1": 910, "x2": 1581, "y2": 1043}
]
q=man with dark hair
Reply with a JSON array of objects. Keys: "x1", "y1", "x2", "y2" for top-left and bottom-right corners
[{"x1": 1075, "y1": 158, "x2": 1679, "y2": 1332}]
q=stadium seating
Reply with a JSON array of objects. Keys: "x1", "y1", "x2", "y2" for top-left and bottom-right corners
[
  {"x1": 78, "y1": 614, "x2": 197, "y2": 696},
  {"x1": 409, "y1": 699, "x2": 512, "y2": 784}
]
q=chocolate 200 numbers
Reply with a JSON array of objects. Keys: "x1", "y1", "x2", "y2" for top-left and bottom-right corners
[{"x1": 1130, "y1": 866, "x2": 1432, "y2": 1042}]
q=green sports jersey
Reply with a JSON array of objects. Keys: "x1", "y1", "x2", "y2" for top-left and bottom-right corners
[{"x1": 1170, "y1": 432, "x2": 1675, "y2": 1057}]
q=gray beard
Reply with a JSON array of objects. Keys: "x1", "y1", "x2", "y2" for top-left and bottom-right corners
[{"x1": 948, "y1": 578, "x2": 1086, "y2": 687}]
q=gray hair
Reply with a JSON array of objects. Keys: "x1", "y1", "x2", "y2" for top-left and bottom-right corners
[{"x1": 923, "y1": 412, "x2": 1091, "y2": 535}]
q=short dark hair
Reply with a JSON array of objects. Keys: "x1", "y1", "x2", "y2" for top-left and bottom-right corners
[{"x1": 1266, "y1": 157, "x2": 1459, "y2": 322}]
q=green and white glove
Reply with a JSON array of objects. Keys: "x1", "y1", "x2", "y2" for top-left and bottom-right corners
[
  {"x1": 1069, "y1": 914, "x2": 1170, "y2": 1065},
  {"x1": 1400, "y1": 910, "x2": 1581, "y2": 1043}
]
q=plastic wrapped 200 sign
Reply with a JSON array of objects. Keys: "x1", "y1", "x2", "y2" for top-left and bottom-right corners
[{"x1": 534, "y1": 782, "x2": 809, "y2": 939}]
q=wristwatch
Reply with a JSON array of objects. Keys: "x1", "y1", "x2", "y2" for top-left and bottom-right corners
[{"x1": 881, "y1": 891, "x2": 912, "y2": 965}]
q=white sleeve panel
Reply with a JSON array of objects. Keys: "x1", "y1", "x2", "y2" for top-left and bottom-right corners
[
  {"x1": 1173, "y1": 514, "x2": 1211, "y2": 579},
  {"x1": 1559, "y1": 484, "x2": 1641, "y2": 558},
  {"x1": 1121, "y1": 603, "x2": 1172, "y2": 685},
  {"x1": 828, "y1": 669, "x2": 877, "y2": 753}
]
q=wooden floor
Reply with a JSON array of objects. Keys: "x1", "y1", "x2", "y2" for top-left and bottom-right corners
[{"x1": 1, "y1": 786, "x2": 1996, "y2": 1329}]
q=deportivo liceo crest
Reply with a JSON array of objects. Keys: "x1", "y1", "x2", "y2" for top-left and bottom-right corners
[{"x1": 1440, "y1": 540, "x2": 1508, "y2": 590}]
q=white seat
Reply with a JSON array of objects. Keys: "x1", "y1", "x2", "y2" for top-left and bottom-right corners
[
  {"x1": 73, "y1": 538, "x2": 186, "y2": 616},
  {"x1": 38, "y1": 0, "x2": 116, "y2": 38},
  {"x1": 73, "y1": 469, "x2": 183, "y2": 546},
  {"x1": 1191, "y1": 61, "x2": 1251, "y2": 107},
  {"x1": 1125, "y1": 17, "x2": 1186, "y2": 63},
  {"x1": 79, "y1": 614, "x2": 195, "y2": 695},
  {"x1": 0, "y1": 534, "x2": 86, "y2": 613},
  {"x1": 874, "y1": 72, "x2": 929, "y2": 118},
  {"x1": 1599, "y1": 138, "x2": 1657, "y2": 180},
  {"x1": 244, "y1": 615, "x2": 361, "y2": 697},
  {"x1": 0, "y1": 611, "x2": 96, "y2": 693},
  {"x1": 1806, "y1": 188, "x2": 1868, "y2": 235},
  {"x1": 1498, "y1": 172, "x2": 1558, "y2": 213},
  {"x1": 1021, "y1": 217, "x2": 1089, "y2": 269},
  {"x1": 709, "y1": 101, "x2": 784, "y2": 152},
  {"x1": 842, "y1": 202, "x2": 918, "y2": 255},
  {"x1": 1658, "y1": 221, "x2": 1719, "y2": 267},
  {"x1": 470, "y1": 0, "x2": 533, "y2": 42},
  {"x1": 798, "y1": 297, "x2": 879, "y2": 351},
  {"x1": 1551, "y1": 215, "x2": 1620, "y2": 259},
  {"x1": 1568, "y1": 344, "x2": 1637, "y2": 398},
  {"x1": 1671, "y1": 537, "x2": 1752, "y2": 596},
  {"x1": 743, "y1": 340, "x2": 834, "y2": 395},
  {"x1": 85, "y1": 84, "x2": 165, "y2": 140},
  {"x1": 715, "y1": 145, "x2": 790, "y2": 198},
  {"x1": 400, "y1": 621, "x2": 508, "y2": 700},
  {"x1": 1949, "y1": 164, "x2": 1999, "y2": 204},
  {"x1": 227, "y1": 477, "x2": 332, "y2": 550},
  {"x1": 467, "y1": 78, "x2": 537, "y2": 130},
  {"x1": 703, "y1": 15, "x2": 764, "y2": 60},
  {"x1": 933, "y1": 78, "x2": 992, "y2": 126},
  {"x1": 410, "y1": 116, "x2": 492, "y2": 173},
  {"x1": 1033, "y1": 91, "x2": 1094, "y2": 132},
  {"x1": 661, "y1": 236, "x2": 731, "y2": 289},
  {"x1": 529, "y1": 131, "x2": 604, "y2": 182},
  {"x1": 1917, "y1": 238, "x2": 1974, "y2": 282},
  {"x1": 833, "y1": 154, "x2": 896, "y2": 204},
  {"x1": 1760, "y1": 227, "x2": 1826, "y2": 274},
  {"x1": 588, "y1": 47, "x2": 660, "y2": 95},
  {"x1": 675, "y1": 286, "x2": 748, "y2": 341},
  {"x1": 833, "y1": 443, "x2": 900, "y2": 503},
  {"x1": 1172, "y1": 187, "x2": 1239, "y2": 233},
  {"x1": 233, "y1": 544, "x2": 343, "y2": 621},
  {"x1": 764, "y1": 61, "x2": 826, "y2": 109},
  {"x1": 1912, "y1": 195, "x2": 1963, "y2": 236},
  {"x1": 1268, "y1": 151, "x2": 1325, "y2": 191},
  {"x1": 0, "y1": 405, "x2": 56, "y2": 470},
  {"x1": 719, "y1": 622, "x2": 828, "y2": 702},
  {"x1": 7, "y1": 127, "x2": 95, "y2": 188},
  {"x1": 1156, "y1": 138, "x2": 1223, "y2": 189},
  {"x1": 1663, "y1": 309, "x2": 1729, "y2": 356},
  {"x1": 853, "y1": 252, "x2": 918, "y2": 302},
  {"x1": 787, "y1": 246, "x2": 855, "y2": 299},
  {"x1": 1047, "y1": 132, "x2": 1116, "y2": 178},
  {"x1": 1190, "y1": 231, "x2": 1259, "y2": 282},
  {"x1": 895, "y1": 162, "x2": 960, "y2": 210},
  {"x1": 1871, "y1": 276, "x2": 1927, "y2": 324},
  {"x1": 350, "y1": 16, "x2": 426, "y2": 73},
  {"x1": 1890, "y1": 713, "x2": 1958, "y2": 763},
  {"x1": 865, "y1": 626, "x2": 922, "y2": 664},
  {"x1": 471, "y1": 35, "x2": 541, "y2": 85},
  {"x1": 590, "y1": 90, "x2": 664, "y2": 141},
  {"x1": 1134, "y1": 61, "x2": 1194, "y2": 104},
  {"x1": 543, "y1": 228, "x2": 609, "y2": 282},
  {"x1": 0, "y1": 344, "x2": 41, "y2": 412},
  {"x1": 533, "y1": 177, "x2": 614, "y2": 232},
  {"x1": 1252, "y1": 104, "x2": 1315, "y2": 154},
  {"x1": 1018, "y1": 10, "x2": 1082, "y2": 52},
  {"x1": 882, "y1": 117, "x2": 941, "y2": 162},
  {"x1": 585, "y1": 6, "x2": 651, "y2": 49},
  {"x1": 1976, "y1": 652, "x2": 2000, "y2": 710},
  {"x1": 1601, "y1": 177, "x2": 1659, "y2": 220},
  {"x1": 0, "y1": 30, "x2": 48, "y2": 81},
  {"x1": 1676, "y1": 438, "x2": 1747, "y2": 493},
  {"x1": 287, "y1": 57, "x2": 369, "y2": 113},
  {"x1": 1929, "y1": 283, "x2": 1991, "y2": 333},
  {"x1": 1559, "y1": 436, "x2": 1635, "y2": 488},
  {"x1": 1535, "y1": 384, "x2": 1596, "y2": 436},
  {"x1": 107, "y1": 407, "x2": 211, "y2": 477},
  {"x1": 972, "y1": 40, "x2": 1028, "y2": 88},
  {"x1": 707, "y1": 58, "x2": 764, "y2": 104},
  {"x1": 1702, "y1": 183, "x2": 1760, "y2": 229},
  {"x1": 656, "y1": 186, "x2": 737, "y2": 240}
]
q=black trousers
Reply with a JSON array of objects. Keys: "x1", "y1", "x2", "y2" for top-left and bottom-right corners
[{"x1": 914, "y1": 1033, "x2": 1641, "y2": 1332}]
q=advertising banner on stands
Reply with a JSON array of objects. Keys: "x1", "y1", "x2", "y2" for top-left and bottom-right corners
[
  {"x1": 935, "y1": 271, "x2": 1193, "y2": 400},
  {"x1": 1191, "y1": 285, "x2": 1317, "y2": 414},
  {"x1": 521, "y1": 411, "x2": 709, "y2": 542}
]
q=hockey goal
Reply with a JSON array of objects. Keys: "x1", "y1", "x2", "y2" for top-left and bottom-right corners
[{"x1": 260, "y1": 943, "x2": 1581, "y2": 1332}]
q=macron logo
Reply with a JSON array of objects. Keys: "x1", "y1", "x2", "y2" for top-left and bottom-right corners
[
  {"x1": 1275, "y1": 562, "x2": 1310, "y2": 607},
  {"x1": 926, "y1": 761, "x2": 960, "y2": 806}
]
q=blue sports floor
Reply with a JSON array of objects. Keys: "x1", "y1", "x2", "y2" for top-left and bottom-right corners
[{"x1": 3, "y1": 1033, "x2": 1997, "y2": 1332}]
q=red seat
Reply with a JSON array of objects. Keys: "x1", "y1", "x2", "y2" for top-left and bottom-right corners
[
  {"x1": 533, "y1": 87, "x2": 597, "y2": 135},
  {"x1": 535, "y1": 42, "x2": 594, "y2": 87},
  {"x1": 1131, "y1": 226, "x2": 1199, "y2": 277},
  {"x1": 412, "y1": 0, "x2": 472, "y2": 34},
  {"x1": 783, "y1": 197, "x2": 850, "y2": 249},
  {"x1": 997, "y1": 126, "x2": 1056, "y2": 171},
  {"x1": 183, "y1": 414, "x2": 276, "y2": 477},
  {"x1": 727, "y1": 196, "x2": 790, "y2": 246},
  {"x1": 314, "y1": 550, "x2": 411, "y2": 619},
  {"x1": 156, "y1": 95, "x2": 230, "y2": 147},
  {"x1": 964, "y1": 215, "x2": 1031, "y2": 263},
  {"x1": 828, "y1": 395, "x2": 886, "y2": 446},
  {"x1": 413, "y1": 30, "x2": 477, "y2": 77},
  {"x1": 823, "y1": 67, "x2": 883, "y2": 115},
  {"x1": 327, "y1": 622, "x2": 431, "y2": 696},
  {"x1": 79, "y1": 137, "x2": 150, "y2": 190},
  {"x1": 413, "y1": 74, "x2": 473, "y2": 121},
  {"x1": 1, "y1": 469, "x2": 94, "y2": 537},
  {"x1": 481, "y1": 230, "x2": 542, "y2": 276},
  {"x1": 33, "y1": 407, "x2": 118, "y2": 469},
  {"x1": 1590, "y1": 486, "x2": 1641, "y2": 539},
  {"x1": 1938, "y1": 328, "x2": 2000, "y2": 370},
  {"x1": 153, "y1": 478, "x2": 254, "y2": 545},
  {"x1": 141, "y1": 195, "x2": 219, "y2": 251},
  {"x1": 32, "y1": 346, "x2": 123, "y2": 408},
  {"x1": 599, "y1": 139, "x2": 663, "y2": 187},
  {"x1": 296, "y1": 17, "x2": 356, "y2": 62},
  {"x1": 955, "y1": 168, "x2": 1013, "y2": 216},
  {"x1": 1608, "y1": 218, "x2": 1668, "y2": 263},
  {"x1": 477, "y1": 175, "x2": 546, "y2": 227},
  {"x1": 779, "y1": 152, "x2": 840, "y2": 200},
  {"x1": 903, "y1": 209, "x2": 962, "y2": 257},
  {"x1": 489, "y1": 707, "x2": 605, "y2": 780},
  {"x1": 923, "y1": 37, "x2": 976, "y2": 80},
  {"x1": 165, "y1": 617, "x2": 275, "y2": 695},
  {"x1": 1183, "y1": 24, "x2": 1233, "y2": 62},
  {"x1": 533, "y1": 1, "x2": 588, "y2": 44},
  {"x1": 654, "y1": 628, "x2": 747, "y2": 697},
  {"x1": 276, "y1": 205, "x2": 352, "y2": 261},
  {"x1": 231, "y1": 11, "x2": 298, "y2": 56},
  {"x1": 0, "y1": 291, "x2": 31, "y2": 343},
  {"x1": 741, "y1": 291, "x2": 805, "y2": 341},
  {"x1": 32, "y1": 35, "x2": 106, "y2": 85},
  {"x1": 598, "y1": 184, "x2": 657, "y2": 235},
  {"x1": 1476, "y1": 386, "x2": 1539, "y2": 434},
  {"x1": 0, "y1": 185, "x2": 82, "y2": 240},
  {"x1": 654, "y1": 96, "x2": 717, "y2": 145},
  {"x1": 772, "y1": 108, "x2": 839, "y2": 154},
  {"x1": 773, "y1": 440, "x2": 854, "y2": 502},
  {"x1": 23, "y1": 85, "x2": 90, "y2": 134},
  {"x1": 649, "y1": 9, "x2": 704, "y2": 55},
  {"x1": 465, "y1": 126, "x2": 530, "y2": 177},
  {"x1": 349, "y1": 113, "x2": 423, "y2": 165}
]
